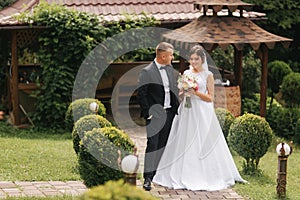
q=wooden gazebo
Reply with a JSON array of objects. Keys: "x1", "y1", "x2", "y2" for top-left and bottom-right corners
[{"x1": 163, "y1": 0, "x2": 293, "y2": 117}]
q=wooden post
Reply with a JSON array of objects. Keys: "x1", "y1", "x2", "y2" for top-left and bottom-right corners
[
  {"x1": 10, "y1": 30, "x2": 20, "y2": 125},
  {"x1": 256, "y1": 44, "x2": 268, "y2": 118},
  {"x1": 234, "y1": 47, "x2": 243, "y2": 94}
]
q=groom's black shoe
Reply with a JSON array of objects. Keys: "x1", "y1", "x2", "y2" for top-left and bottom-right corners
[{"x1": 143, "y1": 178, "x2": 152, "y2": 191}]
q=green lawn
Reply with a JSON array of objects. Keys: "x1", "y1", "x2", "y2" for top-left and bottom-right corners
[
  {"x1": 0, "y1": 122, "x2": 80, "y2": 181},
  {"x1": 0, "y1": 121, "x2": 299, "y2": 199},
  {"x1": 233, "y1": 142, "x2": 299, "y2": 200}
]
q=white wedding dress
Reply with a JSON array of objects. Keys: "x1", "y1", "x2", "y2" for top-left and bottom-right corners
[{"x1": 153, "y1": 69, "x2": 246, "y2": 191}]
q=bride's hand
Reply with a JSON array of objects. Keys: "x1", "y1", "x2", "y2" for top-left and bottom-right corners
[{"x1": 185, "y1": 89, "x2": 195, "y2": 96}]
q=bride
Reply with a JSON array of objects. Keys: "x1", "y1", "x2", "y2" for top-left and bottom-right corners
[{"x1": 152, "y1": 44, "x2": 246, "y2": 191}]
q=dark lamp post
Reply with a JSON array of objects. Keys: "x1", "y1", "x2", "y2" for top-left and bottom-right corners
[{"x1": 276, "y1": 141, "x2": 293, "y2": 198}]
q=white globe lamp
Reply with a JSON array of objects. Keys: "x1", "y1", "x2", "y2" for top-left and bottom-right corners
[{"x1": 89, "y1": 102, "x2": 99, "y2": 113}]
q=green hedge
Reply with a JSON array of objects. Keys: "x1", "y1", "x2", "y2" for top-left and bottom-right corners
[
  {"x1": 215, "y1": 108, "x2": 235, "y2": 140},
  {"x1": 228, "y1": 113, "x2": 273, "y2": 174},
  {"x1": 78, "y1": 127, "x2": 135, "y2": 187},
  {"x1": 72, "y1": 114, "x2": 111, "y2": 154},
  {"x1": 65, "y1": 98, "x2": 106, "y2": 131},
  {"x1": 79, "y1": 179, "x2": 158, "y2": 200}
]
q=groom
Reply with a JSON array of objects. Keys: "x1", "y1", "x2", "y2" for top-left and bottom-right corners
[{"x1": 137, "y1": 42, "x2": 179, "y2": 191}]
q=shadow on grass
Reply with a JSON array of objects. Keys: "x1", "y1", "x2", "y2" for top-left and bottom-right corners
[{"x1": 0, "y1": 121, "x2": 72, "y2": 140}]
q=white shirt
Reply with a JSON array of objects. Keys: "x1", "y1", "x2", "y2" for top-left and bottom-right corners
[{"x1": 154, "y1": 59, "x2": 171, "y2": 109}]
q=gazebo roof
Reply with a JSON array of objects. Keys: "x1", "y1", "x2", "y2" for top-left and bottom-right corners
[
  {"x1": 163, "y1": 16, "x2": 292, "y2": 51},
  {"x1": 0, "y1": 0, "x2": 266, "y2": 26}
]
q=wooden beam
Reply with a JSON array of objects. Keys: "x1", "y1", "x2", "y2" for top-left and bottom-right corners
[
  {"x1": 10, "y1": 30, "x2": 20, "y2": 125},
  {"x1": 234, "y1": 46, "x2": 243, "y2": 93},
  {"x1": 259, "y1": 44, "x2": 268, "y2": 117}
]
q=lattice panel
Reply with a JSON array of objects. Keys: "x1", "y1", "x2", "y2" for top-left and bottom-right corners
[
  {"x1": 214, "y1": 85, "x2": 241, "y2": 117},
  {"x1": 16, "y1": 29, "x2": 41, "y2": 49}
]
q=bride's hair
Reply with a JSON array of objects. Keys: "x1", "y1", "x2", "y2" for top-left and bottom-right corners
[
  {"x1": 189, "y1": 44, "x2": 209, "y2": 71},
  {"x1": 189, "y1": 45, "x2": 206, "y2": 61}
]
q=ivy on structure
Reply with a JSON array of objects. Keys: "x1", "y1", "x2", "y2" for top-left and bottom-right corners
[{"x1": 17, "y1": 1, "x2": 158, "y2": 129}]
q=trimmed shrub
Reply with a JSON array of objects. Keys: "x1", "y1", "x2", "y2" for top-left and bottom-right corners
[
  {"x1": 215, "y1": 108, "x2": 235, "y2": 140},
  {"x1": 273, "y1": 108, "x2": 300, "y2": 139},
  {"x1": 78, "y1": 126, "x2": 135, "y2": 187},
  {"x1": 280, "y1": 72, "x2": 300, "y2": 108},
  {"x1": 268, "y1": 60, "x2": 292, "y2": 94},
  {"x1": 294, "y1": 118, "x2": 300, "y2": 145},
  {"x1": 228, "y1": 113, "x2": 273, "y2": 174},
  {"x1": 72, "y1": 114, "x2": 112, "y2": 154},
  {"x1": 79, "y1": 179, "x2": 158, "y2": 200},
  {"x1": 65, "y1": 98, "x2": 106, "y2": 130}
]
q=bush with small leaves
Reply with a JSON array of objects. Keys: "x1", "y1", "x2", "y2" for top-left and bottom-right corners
[
  {"x1": 79, "y1": 179, "x2": 158, "y2": 200},
  {"x1": 268, "y1": 60, "x2": 292, "y2": 94},
  {"x1": 72, "y1": 114, "x2": 112, "y2": 154},
  {"x1": 281, "y1": 72, "x2": 300, "y2": 108},
  {"x1": 228, "y1": 113, "x2": 273, "y2": 174},
  {"x1": 215, "y1": 108, "x2": 235, "y2": 140},
  {"x1": 65, "y1": 98, "x2": 106, "y2": 131},
  {"x1": 294, "y1": 118, "x2": 300, "y2": 145},
  {"x1": 78, "y1": 126, "x2": 135, "y2": 187}
]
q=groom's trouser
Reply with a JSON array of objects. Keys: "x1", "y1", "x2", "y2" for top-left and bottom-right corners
[{"x1": 143, "y1": 109, "x2": 176, "y2": 180}]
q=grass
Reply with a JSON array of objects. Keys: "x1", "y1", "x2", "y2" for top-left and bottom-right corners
[
  {"x1": 0, "y1": 122, "x2": 80, "y2": 181},
  {"x1": 1, "y1": 121, "x2": 300, "y2": 199},
  {"x1": 232, "y1": 139, "x2": 300, "y2": 200}
]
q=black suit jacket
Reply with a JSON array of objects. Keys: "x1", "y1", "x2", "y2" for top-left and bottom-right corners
[{"x1": 137, "y1": 61, "x2": 179, "y2": 119}]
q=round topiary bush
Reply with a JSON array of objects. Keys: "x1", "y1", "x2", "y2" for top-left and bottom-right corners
[
  {"x1": 215, "y1": 108, "x2": 235, "y2": 140},
  {"x1": 268, "y1": 60, "x2": 292, "y2": 94},
  {"x1": 65, "y1": 98, "x2": 106, "y2": 130},
  {"x1": 79, "y1": 179, "x2": 158, "y2": 200},
  {"x1": 281, "y1": 72, "x2": 300, "y2": 108},
  {"x1": 72, "y1": 114, "x2": 112, "y2": 154},
  {"x1": 228, "y1": 113, "x2": 273, "y2": 174},
  {"x1": 78, "y1": 126, "x2": 135, "y2": 187}
]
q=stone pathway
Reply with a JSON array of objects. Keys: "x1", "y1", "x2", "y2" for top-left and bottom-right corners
[{"x1": 0, "y1": 115, "x2": 245, "y2": 199}]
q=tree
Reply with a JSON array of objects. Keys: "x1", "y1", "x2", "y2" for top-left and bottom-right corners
[{"x1": 244, "y1": 0, "x2": 300, "y2": 72}]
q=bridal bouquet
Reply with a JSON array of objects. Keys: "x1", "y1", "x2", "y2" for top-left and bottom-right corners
[{"x1": 177, "y1": 73, "x2": 198, "y2": 108}]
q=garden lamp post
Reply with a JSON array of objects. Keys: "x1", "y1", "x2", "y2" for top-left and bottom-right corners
[
  {"x1": 276, "y1": 141, "x2": 293, "y2": 198},
  {"x1": 89, "y1": 102, "x2": 99, "y2": 113},
  {"x1": 119, "y1": 147, "x2": 139, "y2": 185}
]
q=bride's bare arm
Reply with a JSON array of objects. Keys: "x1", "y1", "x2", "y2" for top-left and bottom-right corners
[{"x1": 194, "y1": 74, "x2": 214, "y2": 102}]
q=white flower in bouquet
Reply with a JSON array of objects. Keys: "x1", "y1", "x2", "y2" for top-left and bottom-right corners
[{"x1": 177, "y1": 73, "x2": 198, "y2": 108}]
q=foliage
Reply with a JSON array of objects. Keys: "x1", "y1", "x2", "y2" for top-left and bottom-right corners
[
  {"x1": 211, "y1": 46, "x2": 261, "y2": 98},
  {"x1": 15, "y1": 1, "x2": 158, "y2": 129},
  {"x1": 79, "y1": 179, "x2": 158, "y2": 200},
  {"x1": 65, "y1": 98, "x2": 106, "y2": 131},
  {"x1": 242, "y1": 94, "x2": 300, "y2": 140},
  {"x1": 244, "y1": 0, "x2": 300, "y2": 74},
  {"x1": 211, "y1": 46, "x2": 234, "y2": 72},
  {"x1": 215, "y1": 108, "x2": 235, "y2": 140},
  {"x1": 241, "y1": 49, "x2": 261, "y2": 98},
  {"x1": 0, "y1": 0, "x2": 16, "y2": 10},
  {"x1": 280, "y1": 72, "x2": 300, "y2": 108},
  {"x1": 272, "y1": 108, "x2": 300, "y2": 139},
  {"x1": 268, "y1": 60, "x2": 293, "y2": 94},
  {"x1": 72, "y1": 114, "x2": 111, "y2": 154},
  {"x1": 294, "y1": 118, "x2": 300, "y2": 145},
  {"x1": 245, "y1": 0, "x2": 300, "y2": 29},
  {"x1": 78, "y1": 127, "x2": 135, "y2": 187},
  {"x1": 228, "y1": 113, "x2": 273, "y2": 174},
  {"x1": 16, "y1": 2, "x2": 105, "y2": 129}
]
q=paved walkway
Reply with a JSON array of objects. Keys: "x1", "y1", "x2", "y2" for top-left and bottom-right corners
[{"x1": 0, "y1": 115, "x2": 245, "y2": 199}]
